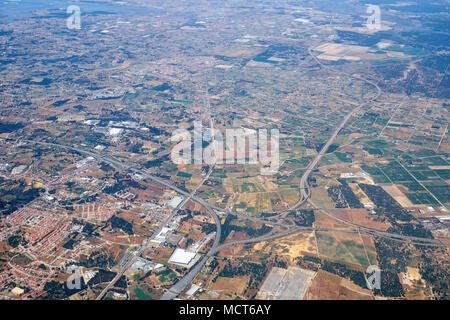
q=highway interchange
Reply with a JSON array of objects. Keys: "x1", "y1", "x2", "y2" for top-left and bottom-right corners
[{"x1": 2, "y1": 45, "x2": 449, "y2": 300}]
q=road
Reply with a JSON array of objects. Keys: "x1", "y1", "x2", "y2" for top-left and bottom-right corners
[
  {"x1": 96, "y1": 194, "x2": 187, "y2": 300},
  {"x1": 96, "y1": 115, "x2": 221, "y2": 299},
  {"x1": 12, "y1": 136, "x2": 446, "y2": 246},
  {"x1": 282, "y1": 46, "x2": 382, "y2": 214},
  {"x1": 1, "y1": 55, "x2": 448, "y2": 299},
  {"x1": 2, "y1": 124, "x2": 447, "y2": 301}
]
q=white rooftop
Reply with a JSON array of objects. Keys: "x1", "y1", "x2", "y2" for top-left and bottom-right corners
[
  {"x1": 186, "y1": 284, "x2": 201, "y2": 296},
  {"x1": 152, "y1": 227, "x2": 172, "y2": 244},
  {"x1": 109, "y1": 127, "x2": 123, "y2": 136},
  {"x1": 340, "y1": 172, "x2": 369, "y2": 179},
  {"x1": 167, "y1": 196, "x2": 184, "y2": 208},
  {"x1": 168, "y1": 248, "x2": 197, "y2": 266}
]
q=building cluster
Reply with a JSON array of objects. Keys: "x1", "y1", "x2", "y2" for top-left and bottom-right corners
[
  {"x1": 0, "y1": 263, "x2": 55, "y2": 300},
  {"x1": 0, "y1": 207, "x2": 61, "y2": 244}
]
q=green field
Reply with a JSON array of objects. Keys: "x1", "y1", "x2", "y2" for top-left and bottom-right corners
[
  {"x1": 158, "y1": 269, "x2": 178, "y2": 283},
  {"x1": 360, "y1": 164, "x2": 390, "y2": 183},
  {"x1": 405, "y1": 192, "x2": 440, "y2": 206},
  {"x1": 177, "y1": 171, "x2": 192, "y2": 178},
  {"x1": 134, "y1": 287, "x2": 152, "y2": 300}
]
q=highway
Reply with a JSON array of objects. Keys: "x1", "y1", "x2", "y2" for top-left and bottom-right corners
[
  {"x1": 1, "y1": 53, "x2": 448, "y2": 299},
  {"x1": 158, "y1": 45, "x2": 445, "y2": 298},
  {"x1": 277, "y1": 46, "x2": 382, "y2": 216},
  {"x1": 95, "y1": 115, "x2": 222, "y2": 299},
  {"x1": 13, "y1": 136, "x2": 447, "y2": 247},
  {"x1": 96, "y1": 192, "x2": 189, "y2": 300}
]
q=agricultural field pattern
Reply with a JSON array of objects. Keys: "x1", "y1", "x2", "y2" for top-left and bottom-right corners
[{"x1": 0, "y1": 0, "x2": 448, "y2": 302}]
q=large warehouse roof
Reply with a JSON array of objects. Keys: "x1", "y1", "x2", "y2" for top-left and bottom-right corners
[{"x1": 168, "y1": 248, "x2": 197, "y2": 266}]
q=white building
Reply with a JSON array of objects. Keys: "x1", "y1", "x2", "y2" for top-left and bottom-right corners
[
  {"x1": 167, "y1": 196, "x2": 184, "y2": 208},
  {"x1": 151, "y1": 227, "x2": 172, "y2": 245},
  {"x1": 168, "y1": 248, "x2": 198, "y2": 268},
  {"x1": 340, "y1": 172, "x2": 369, "y2": 179},
  {"x1": 186, "y1": 284, "x2": 201, "y2": 296}
]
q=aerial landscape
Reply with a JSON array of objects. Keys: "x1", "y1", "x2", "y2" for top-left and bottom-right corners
[{"x1": 0, "y1": 0, "x2": 449, "y2": 303}]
